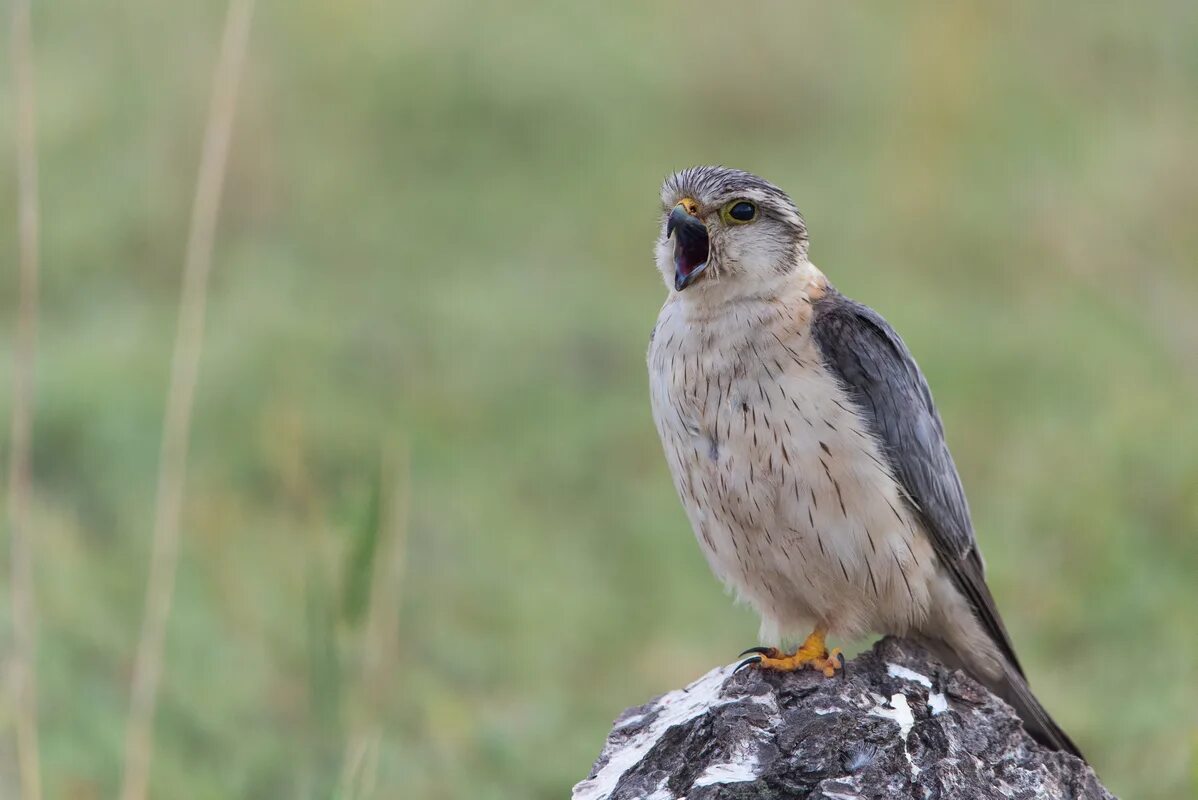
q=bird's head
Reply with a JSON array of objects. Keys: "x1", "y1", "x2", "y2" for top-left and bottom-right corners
[{"x1": 655, "y1": 166, "x2": 809, "y2": 296}]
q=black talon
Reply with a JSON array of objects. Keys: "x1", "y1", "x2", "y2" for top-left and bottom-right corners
[
  {"x1": 734, "y1": 656, "x2": 762, "y2": 674},
  {"x1": 835, "y1": 651, "x2": 847, "y2": 679},
  {"x1": 738, "y1": 646, "x2": 774, "y2": 658}
]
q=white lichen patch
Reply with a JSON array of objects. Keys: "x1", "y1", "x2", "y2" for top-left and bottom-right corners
[
  {"x1": 573, "y1": 665, "x2": 739, "y2": 800},
  {"x1": 817, "y1": 775, "x2": 863, "y2": 800},
  {"x1": 928, "y1": 691, "x2": 948, "y2": 716},
  {"x1": 643, "y1": 777, "x2": 673, "y2": 800},
  {"x1": 612, "y1": 712, "x2": 646, "y2": 731},
  {"x1": 693, "y1": 754, "x2": 762, "y2": 787},
  {"x1": 886, "y1": 662, "x2": 933, "y2": 689},
  {"x1": 691, "y1": 693, "x2": 777, "y2": 788}
]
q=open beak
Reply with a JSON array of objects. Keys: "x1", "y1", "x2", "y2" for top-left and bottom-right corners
[{"x1": 667, "y1": 202, "x2": 709, "y2": 291}]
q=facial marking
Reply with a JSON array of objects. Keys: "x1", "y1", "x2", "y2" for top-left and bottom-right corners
[{"x1": 657, "y1": 166, "x2": 811, "y2": 292}]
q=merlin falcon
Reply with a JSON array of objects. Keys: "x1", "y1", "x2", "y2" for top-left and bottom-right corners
[{"x1": 647, "y1": 166, "x2": 1080, "y2": 757}]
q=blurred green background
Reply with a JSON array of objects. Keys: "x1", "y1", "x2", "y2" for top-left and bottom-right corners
[{"x1": 1, "y1": 2, "x2": 1197, "y2": 798}]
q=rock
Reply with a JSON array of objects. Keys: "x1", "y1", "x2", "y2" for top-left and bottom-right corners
[{"x1": 573, "y1": 637, "x2": 1112, "y2": 800}]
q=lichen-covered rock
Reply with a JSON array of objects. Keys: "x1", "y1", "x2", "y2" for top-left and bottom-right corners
[{"x1": 573, "y1": 637, "x2": 1112, "y2": 800}]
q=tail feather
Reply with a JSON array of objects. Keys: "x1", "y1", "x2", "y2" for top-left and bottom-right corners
[
  {"x1": 919, "y1": 634, "x2": 1084, "y2": 761},
  {"x1": 992, "y1": 663, "x2": 1084, "y2": 760}
]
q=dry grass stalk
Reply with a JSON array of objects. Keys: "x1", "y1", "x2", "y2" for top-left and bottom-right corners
[
  {"x1": 6, "y1": 1, "x2": 43, "y2": 798},
  {"x1": 338, "y1": 445, "x2": 410, "y2": 799},
  {"x1": 118, "y1": 2, "x2": 255, "y2": 798}
]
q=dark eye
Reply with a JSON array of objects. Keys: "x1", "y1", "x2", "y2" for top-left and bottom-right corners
[{"x1": 728, "y1": 201, "x2": 756, "y2": 222}]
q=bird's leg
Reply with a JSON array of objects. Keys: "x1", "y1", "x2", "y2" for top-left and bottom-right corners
[{"x1": 736, "y1": 625, "x2": 844, "y2": 678}]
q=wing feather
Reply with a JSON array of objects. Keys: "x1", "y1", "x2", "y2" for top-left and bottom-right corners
[{"x1": 810, "y1": 290, "x2": 1024, "y2": 676}]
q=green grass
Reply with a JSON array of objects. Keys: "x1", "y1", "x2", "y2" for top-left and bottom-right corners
[{"x1": 1, "y1": 2, "x2": 1197, "y2": 797}]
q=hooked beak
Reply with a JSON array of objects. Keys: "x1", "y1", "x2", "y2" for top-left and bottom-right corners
[{"x1": 667, "y1": 202, "x2": 709, "y2": 291}]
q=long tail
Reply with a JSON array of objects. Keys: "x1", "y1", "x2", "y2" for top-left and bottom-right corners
[
  {"x1": 919, "y1": 633, "x2": 1084, "y2": 760},
  {"x1": 991, "y1": 662, "x2": 1084, "y2": 759}
]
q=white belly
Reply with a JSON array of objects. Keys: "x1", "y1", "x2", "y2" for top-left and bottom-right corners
[{"x1": 649, "y1": 293, "x2": 938, "y2": 645}]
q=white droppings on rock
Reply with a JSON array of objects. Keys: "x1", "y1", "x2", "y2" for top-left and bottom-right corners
[
  {"x1": 870, "y1": 693, "x2": 919, "y2": 776},
  {"x1": 572, "y1": 665, "x2": 738, "y2": 800},
  {"x1": 887, "y1": 662, "x2": 933, "y2": 689},
  {"x1": 870, "y1": 693, "x2": 915, "y2": 738},
  {"x1": 887, "y1": 662, "x2": 948, "y2": 718}
]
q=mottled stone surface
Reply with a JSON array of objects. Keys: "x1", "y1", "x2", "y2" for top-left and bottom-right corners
[{"x1": 573, "y1": 638, "x2": 1112, "y2": 800}]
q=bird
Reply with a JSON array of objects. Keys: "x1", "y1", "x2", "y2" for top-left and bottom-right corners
[{"x1": 647, "y1": 165, "x2": 1081, "y2": 757}]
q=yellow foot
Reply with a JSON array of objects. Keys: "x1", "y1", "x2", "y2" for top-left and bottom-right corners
[{"x1": 735, "y1": 627, "x2": 844, "y2": 678}]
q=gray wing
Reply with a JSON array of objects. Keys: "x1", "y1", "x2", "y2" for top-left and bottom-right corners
[{"x1": 811, "y1": 290, "x2": 1025, "y2": 677}]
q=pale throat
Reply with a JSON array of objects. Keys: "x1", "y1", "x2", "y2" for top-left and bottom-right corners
[{"x1": 669, "y1": 260, "x2": 829, "y2": 330}]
